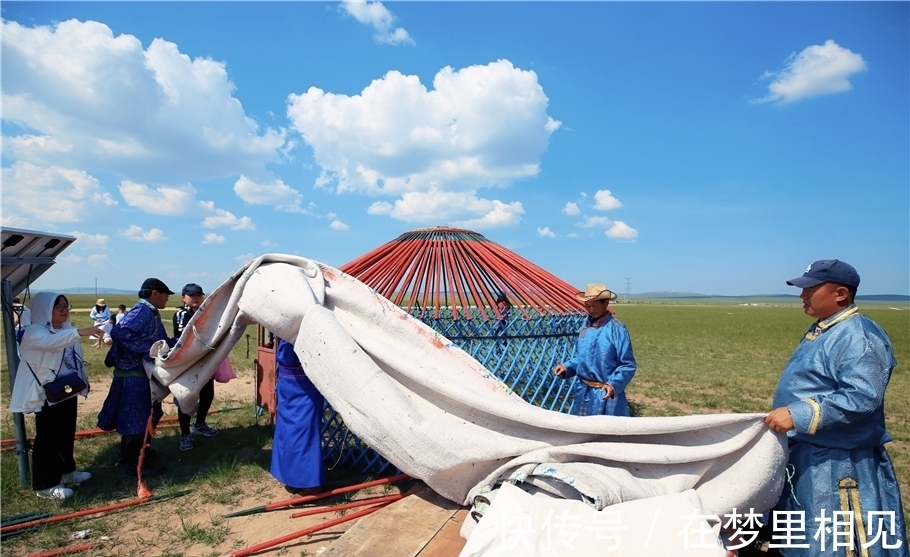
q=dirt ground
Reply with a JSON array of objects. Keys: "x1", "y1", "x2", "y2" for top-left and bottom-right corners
[
  {"x1": 74, "y1": 478, "x2": 376, "y2": 557},
  {"x1": 3, "y1": 369, "x2": 384, "y2": 557},
  {"x1": 76, "y1": 367, "x2": 252, "y2": 417}
]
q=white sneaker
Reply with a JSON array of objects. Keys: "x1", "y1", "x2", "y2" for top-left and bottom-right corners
[
  {"x1": 61, "y1": 470, "x2": 92, "y2": 486},
  {"x1": 36, "y1": 485, "x2": 74, "y2": 500}
]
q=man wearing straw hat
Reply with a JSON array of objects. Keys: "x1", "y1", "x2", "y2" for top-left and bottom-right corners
[{"x1": 553, "y1": 283, "x2": 637, "y2": 416}]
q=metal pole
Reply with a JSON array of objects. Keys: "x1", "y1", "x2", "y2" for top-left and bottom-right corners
[{"x1": 2, "y1": 279, "x2": 30, "y2": 486}]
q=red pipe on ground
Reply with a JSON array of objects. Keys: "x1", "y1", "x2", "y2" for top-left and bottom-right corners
[
  {"x1": 230, "y1": 502, "x2": 392, "y2": 557},
  {"x1": 0, "y1": 490, "x2": 192, "y2": 535},
  {"x1": 223, "y1": 473, "x2": 409, "y2": 518},
  {"x1": 289, "y1": 493, "x2": 405, "y2": 519},
  {"x1": 0, "y1": 411, "x2": 212, "y2": 449}
]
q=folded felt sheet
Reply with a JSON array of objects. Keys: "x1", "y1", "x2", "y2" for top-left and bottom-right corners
[{"x1": 152, "y1": 255, "x2": 787, "y2": 529}]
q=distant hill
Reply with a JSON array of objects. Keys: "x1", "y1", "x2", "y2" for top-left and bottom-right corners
[
  {"x1": 856, "y1": 294, "x2": 910, "y2": 302},
  {"x1": 634, "y1": 292, "x2": 799, "y2": 299},
  {"x1": 51, "y1": 287, "x2": 136, "y2": 295},
  {"x1": 635, "y1": 291, "x2": 712, "y2": 298},
  {"x1": 45, "y1": 288, "x2": 910, "y2": 302},
  {"x1": 636, "y1": 290, "x2": 722, "y2": 298},
  {"x1": 634, "y1": 292, "x2": 909, "y2": 302}
]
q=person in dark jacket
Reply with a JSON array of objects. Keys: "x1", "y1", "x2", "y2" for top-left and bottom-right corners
[{"x1": 172, "y1": 283, "x2": 218, "y2": 451}]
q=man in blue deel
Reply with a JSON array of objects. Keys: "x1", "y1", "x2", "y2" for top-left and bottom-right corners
[
  {"x1": 553, "y1": 283, "x2": 637, "y2": 416},
  {"x1": 765, "y1": 260, "x2": 907, "y2": 556}
]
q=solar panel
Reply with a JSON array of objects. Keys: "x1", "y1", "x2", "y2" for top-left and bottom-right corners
[{"x1": 1, "y1": 227, "x2": 76, "y2": 297}]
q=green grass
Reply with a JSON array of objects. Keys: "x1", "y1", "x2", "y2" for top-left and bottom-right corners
[
  {"x1": 173, "y1": 510, "x2": 230, "y2": 547},
  {"x1": 1, "y1": 293, "x2": 260, "y2": 379},
  {"x1": 1, "y1": 295, "x2": 908, "y2": 554},
  {"x1": 615, "y1": 302, "x2": 910, "y2": 518},
  {"x1": 0, "y1": 294, "x2": 279, "y2": 556}
]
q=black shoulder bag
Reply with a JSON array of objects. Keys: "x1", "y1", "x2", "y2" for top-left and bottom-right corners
[{"x1": 27, "y1": 346, "x2": 87, "y2": 403}]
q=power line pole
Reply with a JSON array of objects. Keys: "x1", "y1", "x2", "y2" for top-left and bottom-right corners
[{"x1": 624, "y1": 277, "x2": 631, "y2": 303}]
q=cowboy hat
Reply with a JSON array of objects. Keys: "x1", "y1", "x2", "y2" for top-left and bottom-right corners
[{"x1": 575, "y1": 283, "x2": 617, "y2": 302}]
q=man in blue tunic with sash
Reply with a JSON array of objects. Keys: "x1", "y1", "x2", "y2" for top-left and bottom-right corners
[
  {"x1": 765, "y1": 260, "x2": 907, "y2": 556},
  {"x1": 99, "y1": 278, "x2": 174, "y2": 477},
  {"x1": 554, "y1": 283, "x2": 637, "y2": 416}
]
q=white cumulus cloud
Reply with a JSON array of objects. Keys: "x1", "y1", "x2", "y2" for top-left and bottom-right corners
[
  {"x1": 57, "y1": 253, "x2": 107, "y2": 267},
  {"x1": 119, "y1": 181, "x2": 208, "y2": 216},
  {"x1": 537, "y1": 226, "x2": 556, "y2": 238},
  {"x1": 578, "y1": 215, "x2": 611, "y2": 228},
  {"x1": 341, "y1": 0, "x2": 414, "y2": 45},
  {"x1": 202, "y1": 209, "x2": 255, "y2": 230},
  {"x1": 755, "y1": 40, "x2": 867, "y2": 105},
  {"x1": 1, "y1": 161, "x2": 117, "y2": 227},
  {"x1": 606, "y1": 221, "x2": 638, "y2": 241},
  {"x1": 562, "y1": 202, "x2": 580, "y2": 216},
  {"x1": 593, "y1": 189, "x2": 622, "y2": 210},
  {"x1": 234, "y1": 175, "x2": 306, "y2": 213},
  {"x1": 202, "y1": 232, "x2": 225, "y2": 244},
  {"x1": 68, "y1": 230, "x2": 110, "y2": 248},
  {"x1": 288, "y1": 59, "x2": 559, "y2": 225},
  {"x1": 454, "y1": 200, "x2": 524, "y2": 229},
  {"x1": 367, "y1": 189, "x2": 523, "y2": 228},
  {"x1": 330, "y1": 219, "x2": 350, "y2": 231},
  {"x1": 120, "y1": 180, "x2": 256, "y2": 229},
  {"x1": 1, "y1": 18, "x2": 285, "y2": 184},
  {"x1": 121, "y1": 225, "x2": 167, "y2": 242}
]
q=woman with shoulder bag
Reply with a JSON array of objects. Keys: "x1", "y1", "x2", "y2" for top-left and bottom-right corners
[{"x1": 9, "y1": 292, "x2": 103, "y2": 500}]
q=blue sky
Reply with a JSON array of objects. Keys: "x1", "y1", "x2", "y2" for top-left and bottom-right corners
[{"x1": 2, "y1": 1, "x2": 908, "y2": 296}]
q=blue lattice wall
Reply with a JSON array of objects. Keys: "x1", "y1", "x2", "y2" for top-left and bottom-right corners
[{"x1": 319, "y1": 308, "x2": 585, "y2": 475}]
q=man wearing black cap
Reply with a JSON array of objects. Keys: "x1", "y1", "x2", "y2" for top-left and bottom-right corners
[
  {"x1": 98, "y1": 278, "x2": 175, "y2": 477},
  {"x1": 764, "y1": 260, "x2": 907, "y2": 555},
  {"x1": 172, "y1": 283, "x2": 218, "y2": 451}
]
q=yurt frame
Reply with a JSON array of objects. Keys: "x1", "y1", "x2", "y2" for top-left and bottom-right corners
[{"x1": 315, "y1": 227, "x2": 588, "y2": 474}]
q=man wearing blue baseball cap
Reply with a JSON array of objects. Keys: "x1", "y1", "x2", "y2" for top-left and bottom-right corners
[
  {"x1": 765, "y1": 260, "x2": 907, "y2": 555},
  {"x1": 172, "y1": 283, "x2": 218, "y2": 451}
]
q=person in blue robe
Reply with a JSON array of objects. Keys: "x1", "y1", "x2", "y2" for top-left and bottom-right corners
[
  {"x1": 765, "y1": 260, "x2": 908, "y2": 557},
  {"x1": 270, "y1": 338, "x2": 325, "y2": 493},
  {"x1": 553, "y1": 283, "x2": 637, "y2": 416},
  {"x1": 98, "y1": 278, "x2": 174, "y2": 477}
]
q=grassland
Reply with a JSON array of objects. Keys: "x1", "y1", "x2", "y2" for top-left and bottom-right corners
[
  {"x1": 0, "y1": 294, "x2": 907, "y2": 555},
  {"x1": 618, "y1": 301, "x2": 910, "y2": 520}
]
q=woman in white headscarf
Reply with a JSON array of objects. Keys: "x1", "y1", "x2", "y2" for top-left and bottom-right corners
[{"x1": 9, "y1": 292, "x2": 103, "y2": 501}]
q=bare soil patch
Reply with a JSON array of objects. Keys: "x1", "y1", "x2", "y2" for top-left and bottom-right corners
[
  {"x1": 627, "y1": 392, "x2": 705, "y2": 416},
  {"x1": 2, "y1": 366, "x2": 395, "y2": 557}
]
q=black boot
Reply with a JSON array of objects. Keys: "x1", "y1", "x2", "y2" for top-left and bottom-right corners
[
  {"x1": 119, "y1": 435, "x2": 141, "y2": 472},
  {"x1": 120, "y1": 435, "x2": 164, "y2": 478}
]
